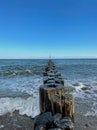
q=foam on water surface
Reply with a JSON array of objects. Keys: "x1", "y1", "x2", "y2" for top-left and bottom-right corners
[
  {"x1": 0, "y1": 76, "x2": 42, "y2": 96},
  {"x1": 0, "y1": 75, "x2": 42, "y2": 117},
  {"x1": 69, "y1": 80, "x2": 97, "y2": 116},
  {"x1": 0, "y1": 96, "x2": 40, "y2": 117}
]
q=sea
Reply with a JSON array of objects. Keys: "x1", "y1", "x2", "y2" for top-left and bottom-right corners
[{"x1": 0, "y1": 59, "x2": 97, "y2": 117}]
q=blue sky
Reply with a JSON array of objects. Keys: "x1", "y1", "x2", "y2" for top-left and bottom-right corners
[{"x1": 0, "y1": 0, "x2": 97, "y2": 58}]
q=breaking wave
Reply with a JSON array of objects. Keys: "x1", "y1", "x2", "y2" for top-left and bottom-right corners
[{"x1": 0, "y1": 96, "x2": 40, "y2": 117}]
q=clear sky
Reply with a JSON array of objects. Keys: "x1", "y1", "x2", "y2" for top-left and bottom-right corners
[{"x1": 0, "y1": 0, "x2": 97, "y2": 59}]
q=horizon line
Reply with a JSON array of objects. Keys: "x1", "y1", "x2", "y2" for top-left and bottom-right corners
[{"x1": 0, "y1": 57, "x2": 97, "y2": 60}]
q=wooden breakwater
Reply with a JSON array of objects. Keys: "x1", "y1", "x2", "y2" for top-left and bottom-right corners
[{"x1": 33, "y1": 60, "x2": 74, "y2": 130}]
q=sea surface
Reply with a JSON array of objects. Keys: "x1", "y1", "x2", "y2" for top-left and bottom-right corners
[{"x1": 0, "y1": 59, "x2": 97, "y2": 117}]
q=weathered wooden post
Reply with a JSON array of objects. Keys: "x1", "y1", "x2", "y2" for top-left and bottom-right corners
[
  {"x1": 50, "y1": 94, "x2": 74, "y2": 121},
  {"x1": 62, "y1": 94, "x2": 74, "y2": 122},
  {"x1": 39, "y1": 83, "x2": 64, "y2": 114}
]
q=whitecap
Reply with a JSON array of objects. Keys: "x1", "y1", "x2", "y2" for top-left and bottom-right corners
[{"x1": 25, "y1": 69, "x2": 32, "y2": 74}]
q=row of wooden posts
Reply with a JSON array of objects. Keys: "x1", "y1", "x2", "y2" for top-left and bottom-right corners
[{"x1": 34, "y1": 60, "x2": 74, "y2": 130}]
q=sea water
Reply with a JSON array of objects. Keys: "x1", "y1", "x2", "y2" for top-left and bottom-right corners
[{"x1": 0, "y1": 59, "x2": 97, "y2": 117}]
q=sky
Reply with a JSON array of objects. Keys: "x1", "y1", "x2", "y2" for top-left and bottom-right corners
[{"x1": 0, "y1": 0, "x2": 97, "y2": 59}]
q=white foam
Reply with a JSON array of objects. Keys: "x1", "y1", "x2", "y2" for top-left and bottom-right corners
[
  {"x1": 0, "y1": 76, "x2": 42, "y2": 117},
  {"x1": 0, "y1": 76, "x2": 42, "y2": 96},
  {"x1": 85, "y1": 108, "x2": 97, "y2": 116},
  {"x1": 25, "y1": 69, "x2": 32, "y2": 74},
  {"x1": 0, "y1": 96, "x2": 40, "y2": 117}
]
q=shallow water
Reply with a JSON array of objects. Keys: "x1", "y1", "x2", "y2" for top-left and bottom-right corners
[{"x1": 0, "y1": 59, "x2": 97, "y2": 117}]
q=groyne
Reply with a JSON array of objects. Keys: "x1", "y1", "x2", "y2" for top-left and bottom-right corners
[{"x1": 33, "y1": 60, "x2": 74, "y2": 130}]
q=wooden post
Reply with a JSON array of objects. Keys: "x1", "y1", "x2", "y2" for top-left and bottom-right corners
[
  {"x1": 62, "y1": 94, "x2": 74, "y2": 122},
  {"x1": 39, "y1": 84, "x2": 64, "y2": 114},
  {"x1": 50, "y1": 93, "x2": 74, "y2": 121},
  {"x1": 50, "y1": 94, "x2": 63, "y2": 115}
]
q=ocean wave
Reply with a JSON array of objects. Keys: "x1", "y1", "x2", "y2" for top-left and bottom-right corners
[
  {"x1": 0, "y1": 69, "x2": 33, "y2": 77},
  {"x1": 0, "y1": 96, "x2": 40, "y2": 117},
  {"x1": 0, "y1": 68, "x2": 44, "y2": 77},
  {"x1": 0, "y1": 75, "x2": 42, "y2": 117},
  {"x1": 65, "y1": 79, "x2": 97, "y2": 96},
  {"x1": 0, "y1": 76, "x2": 42, "y2": 97},
  {"x1": 67, "y1": 79, "x2": 97, "y2": 116}
]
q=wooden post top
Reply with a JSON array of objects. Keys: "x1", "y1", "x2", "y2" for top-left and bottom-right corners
[{"x1": 40, "y1": 83, "x2": 64, "y2": 91}]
